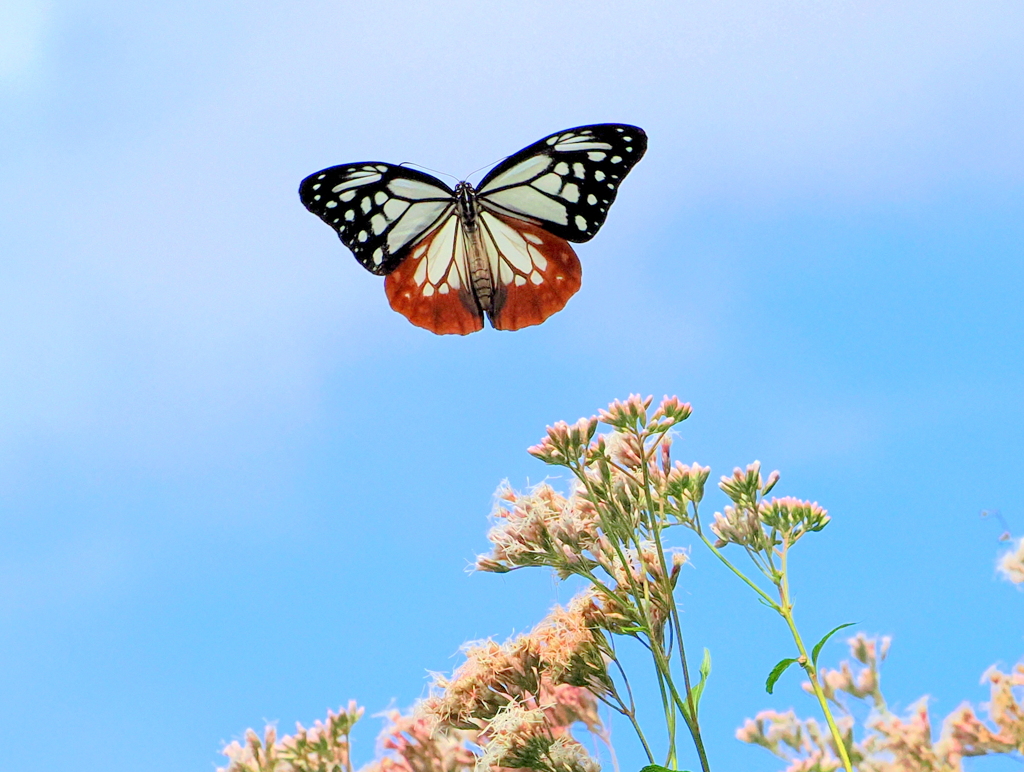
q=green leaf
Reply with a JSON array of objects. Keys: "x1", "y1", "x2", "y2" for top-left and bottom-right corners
[
  {"x1": 640, "y1": 766, "x2": 691, "y2": 772},
  {"x1": 691, "y1": 647, "x2": 712, "y2": 710},
  {"x1": 765, "y1": 657, "x2": 798, "y2": 694},
  {"x1": 811, "y1": 622, "x2": 857, "y2": 667}
]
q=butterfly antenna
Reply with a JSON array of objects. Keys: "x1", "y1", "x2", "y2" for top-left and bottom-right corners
[
  {"x1": 464, "y1": 155, "x2": 509, "y2": 184},
  {"x1": 981, "y1": 509, "x2": 1013, "y2": 541},
  {"x1": 400, "y1": 162, "x2": 460, "y2": 185}
]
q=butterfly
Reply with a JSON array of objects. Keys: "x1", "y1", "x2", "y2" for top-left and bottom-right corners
[{"x1": 298, "y1": 123, "x2": 647, "y2": 335}]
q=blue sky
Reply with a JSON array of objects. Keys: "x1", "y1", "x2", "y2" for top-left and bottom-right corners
[{"x1": 1, "y1": 2, "x2": 1022, "y2": 771}]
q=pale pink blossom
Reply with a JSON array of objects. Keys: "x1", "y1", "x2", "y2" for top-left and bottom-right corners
[
  {"x1": 742, "y1": 635, "x2": 1024, "y2": 772},
  {"x1": 422, "y1": 594, "x2": 610, "y2": 739},
  {"x1": 997, "y1": 537, "x2": 1024, "y2": 584},
  {"x1": 220, "y1": 702, "x2": 364, "y2": 772},
  {"x1": 650, "y1": 396, "x2": 692, "y2": 425},
  {"x1": 597, "y1": 394, "x2": 652, "y2": 430}
]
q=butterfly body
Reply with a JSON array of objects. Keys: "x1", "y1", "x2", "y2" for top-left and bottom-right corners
[
  {"x1": 452, "y1": 182, "x2": 495, "y2": 315},
  {"x1": 300, "y1": 124, "x2": 646, "y2": 335}
]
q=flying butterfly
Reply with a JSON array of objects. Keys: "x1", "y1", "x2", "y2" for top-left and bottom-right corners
[{"x1": 299, "y1": 124, "x2": 647, "y2": 335}]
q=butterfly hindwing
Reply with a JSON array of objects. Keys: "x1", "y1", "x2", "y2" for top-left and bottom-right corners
[
  {"x1": 476, "y1": 212, "x2": 582, "y2": 331},
  {"x1": 383, "y1": 214, "x2": 485, "y2": 335},
  {"x1": 476, "y1": 124, "x2": 647, "y2": 243},
  {"x1": 299, "y1": 163, "x2": 455, "y2": 275}
]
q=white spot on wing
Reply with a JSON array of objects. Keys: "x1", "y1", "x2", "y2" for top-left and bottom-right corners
[
  {"x1": 498, "y1": 258, "x2": 513, "y2": 285},
  {"x1": 331, "y1": 171, "x2": 382, "y2": 193},
  {"x1": 562, "y1": 183, "x2": 580, "y2": 203},
  {"x1": 387, "y1": 177, "x2": 451, "y2": 200},
  {"x1": 533, "y1": 173, "x2": 563, "y2": 195},
  {"x1": 479, "y1": 154, "x2": 552, "y2": 192},
  {"x1": 325, "y1": 201, "x2": 337, "y2": 209},
  {"x1": 340, "y1": 190, "x2": 356, "y2": 202},
  {"x1": 383, "y1": 199, "x2": 409, "y2": 220},
  {"x1": 374, "y1": 191, "x2": 388, "y2": 205},
  {"x1": 370, "y1": 213, "x2": 388, "y2": 235},
  {"x1": 573, "y1": 163, "x2": 586, "y2": 179},
  {"x1": 480, "y1": 212, "x2": 533, "y2": 275},
  {"x1": 595, "y1": 170, "x2": 606, "y2": 181},
  {"x1": 386, "y1": 201, "x2": 451, "y2": 253},
  {"x1": 527, "y1": 244, "x2": 547, "y2": 271},
  {"x1": 425, "y1": 217, "x2": 459, "y2": 285},
  {"x1": 575, "y1": 215, "x2": 587, "y2": 231},
  {"x1": 360, "y1": 197, "x2": 372, "y2": 213},
  {"x1": 553, "y1": 139, "x2": 613, "y2": 152},
  {"x1": 586, "y1": 152, "x2": 606, "y2": 162},
  {"x1": 484, "y1": 186, "x2": 568, "y2": 225}
]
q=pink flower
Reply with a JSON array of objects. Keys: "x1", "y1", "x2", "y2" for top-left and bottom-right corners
[
  {"x1": 997, "y1": 537, "x2": 1024, "y2": 584},
  {"x1": 651, "y1": 395, "x2": 692, "y2": 425},
  {"x1": 598, "y1": 394, "x2": 652, "y2": 430}
]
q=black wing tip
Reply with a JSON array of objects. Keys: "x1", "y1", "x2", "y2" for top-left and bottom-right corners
[{"x1": 545, "y1": 122, "x2": 647, "y2": 142}]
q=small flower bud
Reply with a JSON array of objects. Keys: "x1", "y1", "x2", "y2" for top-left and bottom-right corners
[{"x1": 652, "y1": 395, "x2": 693, "y2": 424}]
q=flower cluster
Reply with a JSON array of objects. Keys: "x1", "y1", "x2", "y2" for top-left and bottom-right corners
[
  {"x1": 814, "y1": 634, "x2": 890, "y2": 708},
  {"x1": 220, "y1": 701, "x2": 364, "y2": 772},
  {"x1": 478, "y1": 396, "x2": 727, "y2": 771},
  {"x1": 712, "y1": 463, "x2": 828, "y2": 557},
  {"x1": 217, "y1": 394, "x2": 1024, "y2": 772},
  {"x1": 419, "y1": 594, "x2": 607, "y2": 772},
  {"x1": 737, "y1": 635, "x2": 1024, "y2": 772},
  {"x1": 998, "y1": 536, "x2": 1024, "y2": 585},
  {"x1": 361, "y1": 709, "x2": 478, "y2": 772},
  {"x1": 478, "y1": 397, "x2": 702, "y2": 642},
  {"x1": 736, "y1": 708, "x2": 854, "y2": 772}
]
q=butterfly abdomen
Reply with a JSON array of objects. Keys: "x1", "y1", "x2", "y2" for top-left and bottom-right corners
[{"x1": 454, "y1": 182, "x2": 496, "y2": 319}]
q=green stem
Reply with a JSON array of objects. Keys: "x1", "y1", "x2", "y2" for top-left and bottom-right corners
[
  {"x1": 694, "y1": 530, "x2": 780, "y2": 611},
  {"x1": 695, "y1": 522, "x2": 851, "y2": 771},
  {"x1": 573, "y1": 466, "x2": 681, "y2": 766},
  {"x1": 639, "y1": 432, "x2": 711, "y2": 772},
  {"x1": 607, "y1": 650, "x2": 657, "y2": 764},
  {"x1": 776, "y1": 546, "x2": 853, "y2": 772},
  {"x1": 652, "y1": 658, "x2": 678, "y2": 768}
]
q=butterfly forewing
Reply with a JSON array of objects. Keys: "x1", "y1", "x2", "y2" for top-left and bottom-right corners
[
  {"x1": 476, "y1": 124, "x2": 647, "y2": 243},
  {"x1": 299, "y1": 163, "x2": 455, "y2": 275}
]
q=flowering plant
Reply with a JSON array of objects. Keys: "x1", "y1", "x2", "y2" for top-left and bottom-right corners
[
  {"x1": 737, "y1": 632, "x2": 1024, "y2": 771},
  {"x1": 219, "y1": 396, "x2": 1024, "y2": 772}
]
